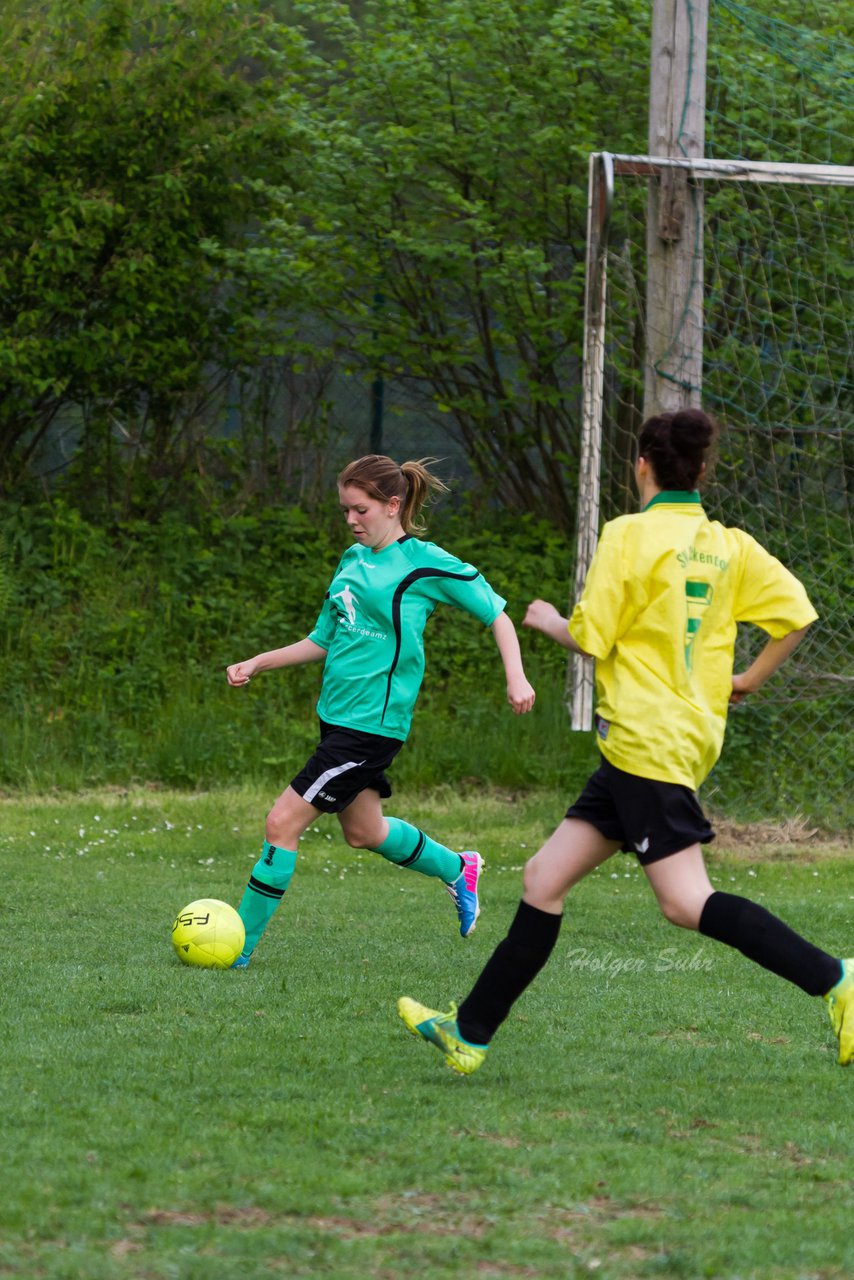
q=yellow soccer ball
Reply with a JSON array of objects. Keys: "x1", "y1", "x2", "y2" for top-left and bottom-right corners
[{"x1": 171, "y1": 898, "x2": 245, "y2": 969}]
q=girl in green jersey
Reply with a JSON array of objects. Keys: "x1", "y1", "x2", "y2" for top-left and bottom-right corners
[
  {"x1": 399, "y1": 409, "x2": 853, "y2": 1073},
  {"x1": 226, "y1": 455, "x2": 536, "y2": 967}
]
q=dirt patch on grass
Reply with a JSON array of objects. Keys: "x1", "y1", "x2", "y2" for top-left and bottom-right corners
[
  {"x1": 450, "y1": 1129, "x2": 523, "y2": 1148},
  {"x1": 137, "y1": 1197, "x2": 491, "y2": 1240},
  {"x1": 708, "y1": 814, "x2": 851, "y2": 862},
  {"x1": 141, "y1": 1206, "x2": 275, "y2": 1228},
  {"x1": 135, "y1": 1192, "x2": 663, "y2": 1241}
]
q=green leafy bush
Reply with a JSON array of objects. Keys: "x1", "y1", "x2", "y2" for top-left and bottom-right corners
[
  {"x1": 0, "y1": 499, "x2": 847, "y2": 827},
  {"x1": 0, "y1": 500, "x2": 574, "y2": 789}
]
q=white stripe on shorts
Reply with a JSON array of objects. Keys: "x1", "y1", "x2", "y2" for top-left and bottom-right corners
[{"x1": 303, "y1": 758, "x2": 367, "y2": 805}]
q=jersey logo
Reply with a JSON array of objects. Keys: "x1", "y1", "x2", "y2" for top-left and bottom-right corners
[
  {"x1": 331, "y1": 585, "x2": 358, "y2": 625},
  {"x1": 684, "y1": 580, "x2": 714, "y2": 672}
]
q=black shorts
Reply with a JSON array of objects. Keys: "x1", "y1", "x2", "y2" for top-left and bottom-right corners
[
  {"x1": 565, "y1": 757, "x2": 714, "y2": 865},
  {"x1": 289, "y1": 720, "x2": 404, "y2": 814}
]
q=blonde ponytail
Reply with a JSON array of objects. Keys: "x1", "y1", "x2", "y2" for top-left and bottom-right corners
[{"x1": 399, "y1": 459, "x2": 450, "y2": 532}]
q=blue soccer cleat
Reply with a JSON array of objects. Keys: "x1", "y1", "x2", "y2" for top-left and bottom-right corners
[
  {"x1": 230, "y1": 953, "x2": 251, "y2": 970},
  {"x1": 446, "y1": 850, "x2": 483, "y2": 937}
]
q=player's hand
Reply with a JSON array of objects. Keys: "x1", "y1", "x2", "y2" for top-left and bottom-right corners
[
  {"x1": 507, "y1": 675, "x2": 536, "y2": 715},
  {"x1": 226, "y1": 660, "x2": 257, "y2": 686},
  {"x1": 523, "y1": 599, "x2": 563, "y2": 634},
  {"x1": 729, "y1": 672, "x2": 755, "y2": 705}
]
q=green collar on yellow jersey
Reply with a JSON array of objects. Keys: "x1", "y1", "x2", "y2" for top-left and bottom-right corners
[{"x1": 642, "y1": 490, "x2": 702, "y2": 512}]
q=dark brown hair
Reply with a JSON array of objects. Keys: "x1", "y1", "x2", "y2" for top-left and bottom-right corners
[
  {"x1": 637, "y1": 408, "x2": 718, "y2": 490},
  {"x1": 337, "y1": 455, "x2": 450, "y2": 534}
]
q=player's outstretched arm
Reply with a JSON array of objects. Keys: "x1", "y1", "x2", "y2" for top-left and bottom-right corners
[
  {"x1": 522, "y1": 598, "x2": 589, "y2": 656},
  {"x1": 226, "y1": 637, "x2": 327, "y2": 686},
  {"x1": 729, "y1": 624, "x2": 811, "y2": 705},
  {"x1": 490, "y1": 611, "x2": 536, "y2": 714}
]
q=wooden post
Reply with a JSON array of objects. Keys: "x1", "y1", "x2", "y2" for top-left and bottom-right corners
[{"x1": 645, "y1": 0, "x2": 708, "y2": 416}]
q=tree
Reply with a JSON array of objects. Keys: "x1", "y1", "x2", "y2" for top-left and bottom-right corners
[
  {"x1": 0, "y1": 0, "x2": 321, "y2": 512},
  {"x1": 275, "y1": 0, "x2": 651, "y2": 529},
  {"x1": 4, "y1": 0, "x2": 848, "y2": 528}
]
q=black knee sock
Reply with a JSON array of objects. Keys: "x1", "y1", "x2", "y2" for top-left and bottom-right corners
[
  {"x1": 698, "y1": 891, "x2": 841, "y2": 996},
  {"x1": 457, "y1": 900, "x2": 562, "y2": 1045}
]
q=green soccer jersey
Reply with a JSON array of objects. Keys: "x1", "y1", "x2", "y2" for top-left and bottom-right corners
[{"x1": 308, "y1": 535, "x2": 506, "y2": 741}]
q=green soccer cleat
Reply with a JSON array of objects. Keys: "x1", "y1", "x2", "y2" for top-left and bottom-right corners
[
  {"x1": 397, "y1": 997, "x2": 489, "y2": 1076},
  {"x1": 825, "y1": 959, "x2": 854, "y2": 1066}
]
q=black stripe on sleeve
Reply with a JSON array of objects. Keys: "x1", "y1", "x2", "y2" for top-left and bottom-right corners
[{"x1": 381, "y1": 568, "x2": 480, "y2": 723}]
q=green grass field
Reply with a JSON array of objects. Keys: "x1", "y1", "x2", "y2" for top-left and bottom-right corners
[{"x1": 1, "y1": 787, "x2": 852, "y2": 1280}]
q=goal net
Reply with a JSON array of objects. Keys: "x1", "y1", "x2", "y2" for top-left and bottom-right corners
[{"x1": 572, "y1": 153, "x2": 853, "y2": 823}]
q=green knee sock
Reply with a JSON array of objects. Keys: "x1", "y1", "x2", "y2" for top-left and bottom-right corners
[
  {"x1": 374, "y1": 817, "x2": 464, "y2": 885},
  {"x1": 237, "y1": 839, "x2": 297, "y2": 957}
]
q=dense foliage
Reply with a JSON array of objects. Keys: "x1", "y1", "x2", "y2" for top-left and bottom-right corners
[
  {"x1": 0, "y1": 0, "x2": 322, "y2": 514},
  {"x1": 0, "y1": 500, "x2": 848, "y2": 825},
  {"x1": 270, "y1": 0, "x2": 650, "y2": 527},
  {"x1": 0, "y1": 2, "x2": 849, "y2": 822},
  {"x1": 0, "y1": 499, "x2": 581, "y2": 788},
  {"x1": 2, "y1": 0, "x2": 849, "y2": 527}
]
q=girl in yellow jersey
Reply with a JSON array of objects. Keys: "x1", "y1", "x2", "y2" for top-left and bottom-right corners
[{"x1": 399, "y1": 409, "x2": 853, "y2": 1073}]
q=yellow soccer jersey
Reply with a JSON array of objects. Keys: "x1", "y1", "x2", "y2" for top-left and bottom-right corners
[{"x1": 568, "y1": 491, "x2": 818, "y2": 789}]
